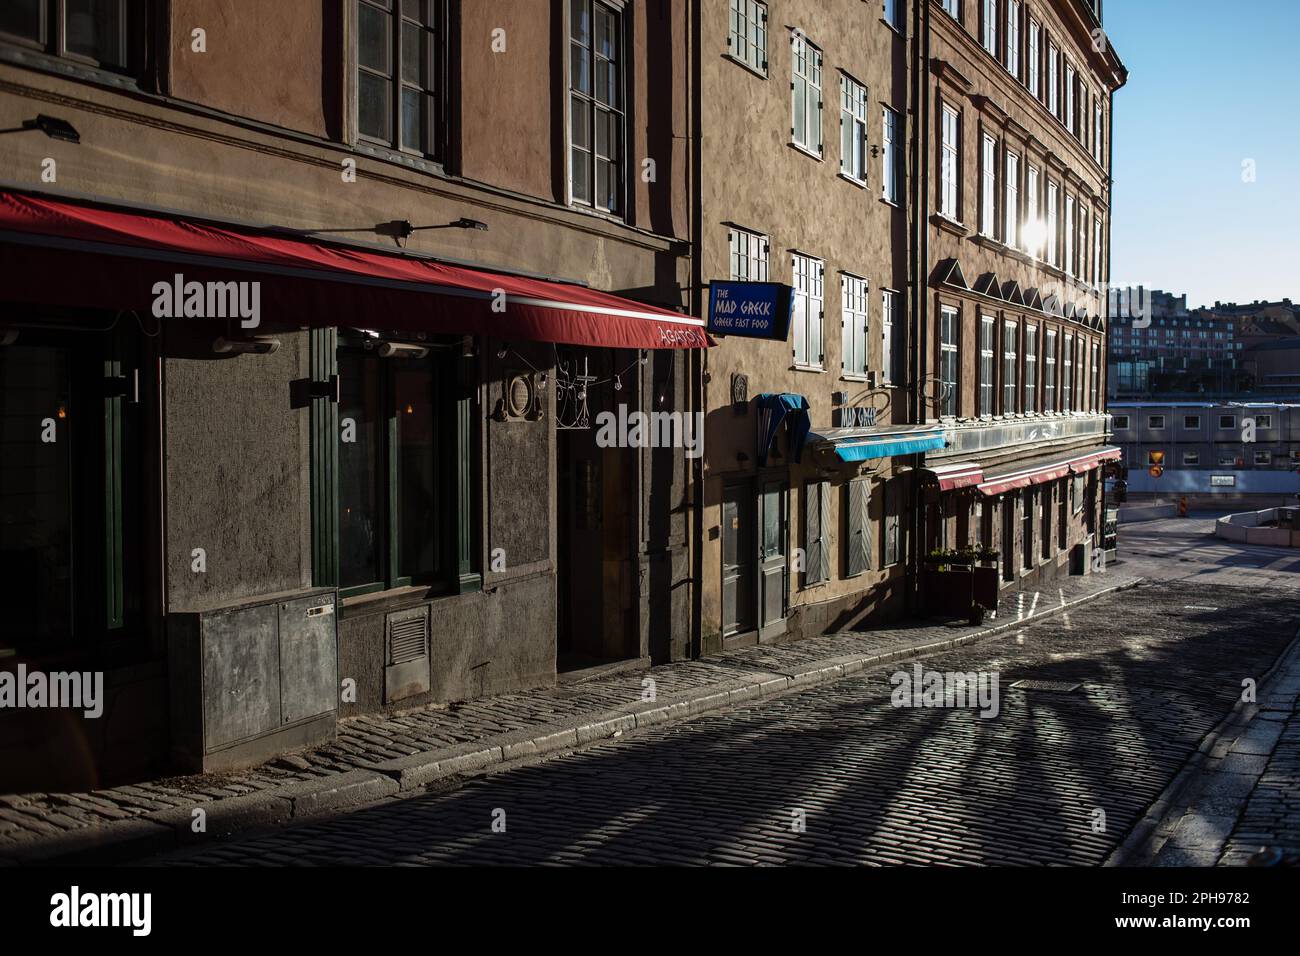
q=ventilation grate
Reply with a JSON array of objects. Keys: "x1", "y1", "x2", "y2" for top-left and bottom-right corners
[{"x1": 388, "y1": 615, "x2": 428, "y2": 666}]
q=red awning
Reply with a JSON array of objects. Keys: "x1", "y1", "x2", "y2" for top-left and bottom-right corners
[
  {"x1": 0, "y1": 190, "x2": 711, "y2": 350},
  {"x1": 977, "y1": 447, "x2": 1121, "y2": 497},
  {"x1": 925, "y1": 461, "x2": 985, "y2": 491}
]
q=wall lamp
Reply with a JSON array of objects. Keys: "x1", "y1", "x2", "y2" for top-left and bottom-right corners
[
  {"x1": 389, "y1": 217, "x2": 490, "y2": 240},
  {"x1": 377, "y1": 341, "x2": 429, "y2": 359},
  {"x1": 213, "y1": 336, "x2": 280, "y2": 356},
  {"x1": 0, "y1": 114, "x2": 81, "y2": 143}
]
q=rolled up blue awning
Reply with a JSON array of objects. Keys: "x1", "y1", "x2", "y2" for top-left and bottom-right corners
[{"x1": 809, "y1": 425, "x2": 947, "y2": 463}]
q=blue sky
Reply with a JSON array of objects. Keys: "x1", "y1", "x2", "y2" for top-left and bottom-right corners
[{"x1": 1104, "y1": 0, "x2": 1300, "y2": 309}]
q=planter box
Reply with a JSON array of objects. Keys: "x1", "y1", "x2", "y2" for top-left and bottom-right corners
[
  {"x1": 923, "y1": 566, "x2": 975, "y2": 618},
  {"x1": 973, "y1": 565, "x2": 1000, "y2": 612}
]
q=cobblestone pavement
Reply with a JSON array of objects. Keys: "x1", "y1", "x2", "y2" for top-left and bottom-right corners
[
  {"x1": 0, "y1": 570, "x2": 1133, "y2": 858},
  {"x1": 1115, "y1": 514, "x2": 1300, "y2": 590},
  {"x1": 148, "y1": 580, "x2": 1298, "y2": 866}
]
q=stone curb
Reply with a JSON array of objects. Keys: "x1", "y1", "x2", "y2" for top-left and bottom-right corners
[
  {"x1": 1104, "y1": 624, "x2": 1300, "y2": 867},
  {"x1": 1, "y1": 575, "x2": 1140, "y2": 866}
]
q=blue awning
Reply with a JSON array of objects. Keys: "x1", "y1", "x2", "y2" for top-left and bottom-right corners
[{"x1": 809, "y1": 425, "x2": 947, "y2": 463}]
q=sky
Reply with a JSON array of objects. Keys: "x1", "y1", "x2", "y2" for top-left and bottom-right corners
[{"x1": 1104, "y1": 0, "x2": 1300, "y2": 310}]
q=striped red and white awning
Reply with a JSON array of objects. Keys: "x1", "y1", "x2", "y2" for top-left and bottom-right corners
[
  {"x1": 977, "y1": 447, "x2": 1122, "y2": 497},
  {"x1": 925, "y1": 461, "x2": 985, "y2": 491}
]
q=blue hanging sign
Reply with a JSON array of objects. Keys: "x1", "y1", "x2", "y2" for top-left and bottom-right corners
[{"x1": 707, "y1": 282, "x2": 794, "y2": 341}]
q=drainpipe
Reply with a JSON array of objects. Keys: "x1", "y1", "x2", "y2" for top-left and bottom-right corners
[
  {"x1": 905, "y1": 0, "x2": 932, "y2": 614},
  {"x1": 689, "y1": 0, "x2": 704, "y2": 659}
]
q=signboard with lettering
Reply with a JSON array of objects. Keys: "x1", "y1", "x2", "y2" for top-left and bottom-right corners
[
  {"x1": 1211, "y1": 475, "x2": 1236, "y2": 487},
  {"x1": 707, "y1": 282, "x2": 794, "y2": 341}
]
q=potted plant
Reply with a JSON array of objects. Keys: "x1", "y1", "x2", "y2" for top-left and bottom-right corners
[{"x1": 976, "y1": 546, "x2": 1000, "y2": 567}]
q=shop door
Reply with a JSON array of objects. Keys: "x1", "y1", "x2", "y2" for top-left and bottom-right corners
[
  {"x1": 721, "y1": 482, "x2": 755, "y2": 638},
  {"x1": 758, "y1": 480, "x2": 788, "y2": 640},
  {"x1": 1002, "y1": 497, "x2": 1016, "y2": 583}
]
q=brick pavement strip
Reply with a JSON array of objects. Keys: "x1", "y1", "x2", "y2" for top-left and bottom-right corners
[{"x1": 0, "y1": 572, "x2": 1140, "y2": 864}]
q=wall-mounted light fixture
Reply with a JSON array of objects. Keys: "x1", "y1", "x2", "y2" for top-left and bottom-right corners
[
  {"x1": 213, "y1": 336, "x2": 280, "y2": 355},
  {"x1": 377, "y1": 341, "x2": 429, "y2": 359},
  {"x1": 0, "y1": 114, "x2": 81, "y2": 143}
]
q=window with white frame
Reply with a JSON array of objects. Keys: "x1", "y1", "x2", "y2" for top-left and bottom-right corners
[
  {"x1": 1004, "y1": 150, "x2": 1019, "y2": 248},
  {"x1": 728, "y1": 0, "x2": 768, "y2": 74},
  {"x1": 1254, "y1": 451, "x2": 1272, "y2": 466},
  {"x1": 840, "y1": 74, "x2": 868, "y2": 183},
  {"x1": 1006, "y1": 0, "x2": 1021, "y2": 77},
  {"x1": 1112, "y1": 414, "x2": 1129, "y2": 429},
  {"x1": 1256, "y1": 414, "x2": 1273, "y2": 429},
  {"x1": 1046, "y1": 180, "x2": 1059, "y2": 266},
  {"x1": 979, "y1": 313, "x2": 995, "y2": 417},
  {"x1": 1183, "y1": 451, "x2": 1200, "y2": 466},
  {"x1": 1027, "y1": 18, "x2": 1040, "y2": 98},
  {"x1": 1093, "y1": 214, "x2": 1102, "y2": 288},
  {"x1": 882, "y1": 106, "x2": 901, "y2": 203},
  {"x1": 940, "y1": 104, "x2": 960, "y2": 219},
  {"x1": 1090, "y1": 340, "x2": 1100, "y2": 411},
  {"x1": 1183, "y1": 414, "x2": 1201, "y2": 430},
  {"x1": 1003, "y1": 320, "x2": 1019, "y2": 414},
  {"x1": 982, "y1": 0, "x2": 997, "y2": 56},
  {"x1": 841, "y1": 274, "x2": 869, "y2": 377},
  {"x1": 981, "y1": 133, "x2": 997, "y2": 238},
  {"x1": 1094, "y1": 100, "x2": 1104, "y2": 164},
  {"x1": 1149, "y1": 415, "x2": 1165, "y2": 429},
  {"x1": 940, "y1": 306, "x2": 959, "y2": 418},
  {"x1": 1078, "y1": 211, "x2": 1087, "y2": 280},
  {"x1": 1064, "y1": 194, "x2": 1075, "y2": 276},
  {"x1": 729, "y1": 227, "x2": 769, "y2": 281},
  {"x1": 791, "y1": 32, "x2": 822, "y2": 156},
  {"x1": 569, "y1": 0, "x2": 624, "y2": 213},
  {"x1": 1064, "y1": 62, "x2": 1076, "y2": 133},
  {"x1": 1044, "y1": 328, "x2": 1057, "y2": 412},
  {"x1": 1047, "y1": 42, "x2": 1059, "y2": 115},
  {"x1": 1219, "y1": 414, "x2": 1236, "y2": 429},
  {"x1": 942, "y1": 0, "x2": 960, "y2": 20},
  {"x1": 357, "y1": 0, "x2": 446, "y2": 159},
  {"x1": 1025, "y1": 323, "x2": 1038, "y2": 413},
  {"x1": 884, "y1": 0, "x2": 904, "y2": 31},
  {"x1": 792, "y1": 253, "x2": 824, "y2": 368},
  {"x1": 1026, "y1": 164, "x2": 1039, "y2": 256},
  {"x1": 1062, "y1": 333, "x2": 1074, "y2": 412},
  {"x1": 882, "y1": 289, "x2": 898, "y2": 384}
]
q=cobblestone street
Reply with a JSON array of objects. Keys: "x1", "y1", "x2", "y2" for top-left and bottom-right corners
[{"x1": 147, "y1": 575, "x2": 1298, "y2": 866}]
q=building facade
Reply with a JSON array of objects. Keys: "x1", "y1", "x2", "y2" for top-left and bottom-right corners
[
  {"x1": 918, "y1": 0, "x2": 1126, "y2": 588},
  {"x1": 0, "y1": 0, "x2": 704, "y2": 791}
]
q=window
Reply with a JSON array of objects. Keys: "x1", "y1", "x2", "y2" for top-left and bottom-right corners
[
  {"x1": 1025, "y1": 323, "x2": 1038, "y2": 414},
  {"x1": 1064, "y1": 62, "x2": 1076, "y2": 132},
  {"x1": 1001, "y1": 320, "x2": 1019, "y2": 413},
  {"x1": 1090, "y1": 341, "x2": 1100, "y2": 411},
  {"x1": 1072, "y1": 474, "x2": 1084, "y2": 514},
  {"x1": 1046, "y1": 181, "x2": 1058, "y2": 266},
  {"x1": 841, "y1": 274, "x2": 869, "y2": 377},
  {"x1": 1256, "y1": 414, "x2": 1273, "y2": 429},
  {"x1": 1094, "y1": 100, "x2": 1104, "y2": 163},
  {"x1": 728, "y1": 0, "x2": 767, "y2": 74},
  {"x1": 982, "y1": 0, "x2": 997, "y2": 55},
  {"x1": 1254, "y1": 451, "x2": 1272, "y2": 466},
  {"x1": 1218, "y1": 456, "x2": 1237, "y2": 467},
  {"x1": 840, "y1": 74, "x2": 868, "y2": 183},
  {"x1": 940, "y1": 306, "x2": 959, "y2": 418},
  {"x1": 942, "y1": 0, "x2": 961, "y2": 20},
  {"x1": 792, "y1": 253, "x2": 824, "y2": 368},
  {"x1": 883, "y1": 478, "x2": 902, "y2": 567},
  {"x1": 882, "y1": 106, "x2": 901, "y2": 202},
  {"x1": 979, "y1": 313, "x2": 996, "y2": 417},
  {"x1": 1042, "y1": 332, "x2": 1056, "y2": 414},
  {"x1": 1047, "y1": 42, "x2": 1059, "y2": 115},
  {"x1": 883, "y1": 0, "x2": 905, "y2": 31},
  {"x1": 339, "y1": 337, "x2": 454, "y2": 595},
  {"x1": 1093, "y1": 214, "x2": 1102, "y2": 288},
  {"x1": 0, "y1": 0, "x2": 146, "y2": 76},
  {"x1": 1064, "y1": 194, "x2": 1075, "y2": 276},
  {"x1": 1183, "y1": 452, "x2": 1200, "y2": 466},
  {"x1": 882, "y1": 289, "x2": 898, "y2": 385},
  {"x1": 1026, "y1": 165, "x2": 1040, "y2": 256},
  {"x1": 1006, "y1": 0, "x2": 1020, "y2": 77},
  {"x1": 981, "y1": 133, "x2": 997, "y2": 238},
  {"x1": 569, "y1": 0, "x2": 624, "y2": 212},
  {"x1": 357, "y1": 0, "x2": 446, "y2": 159},
  {"x1": 729, "y1": 227, "x2": 769, "y2": 281},
  {"x1": 1183, "y1": 415, "x2": 1201, "y2": 430},
  {"x1": 1061, "y1": 333, "x2": 1074, "y2": 412},
  {"x1": 1004, "y1": 150, "x2": 1019, "y2": 248},
  {"x1": 803, "y1": 481, "x2": 830, "y2": 587},
  {"x1": 1148, "y1": 415, "x2": 1165, "y2": 429},
  {"x1": 791, "y1": 32, "x2": 823, "y2": 156},
  {"x1": 1113, "y1": 414, "x2": 1130, "y2": 430},
  {"x1": 1219, "y1": 414, "x2": 1236, "y2": 429},
  {"x1": 940, "y1": 104, "x2": 961, "y2": 219},
  {"x1": 1027, "y1": 18, "x2": 1040, "y2": 98}
]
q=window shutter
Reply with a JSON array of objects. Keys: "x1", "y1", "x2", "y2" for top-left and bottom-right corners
[
  {"x1": 819, "y1": 481, "x2": 831, "y2": 584},
  {"x1": 804, "y1": 482, "x2": 823, "y2": 585},
  {"x1": 847, "y1": 479, "x2": 872, "y2": 577}
]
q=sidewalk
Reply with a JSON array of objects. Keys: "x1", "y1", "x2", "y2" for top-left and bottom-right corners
[{"x1": 0, "y1": 571, "x2": 1140, "y2": 865}]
